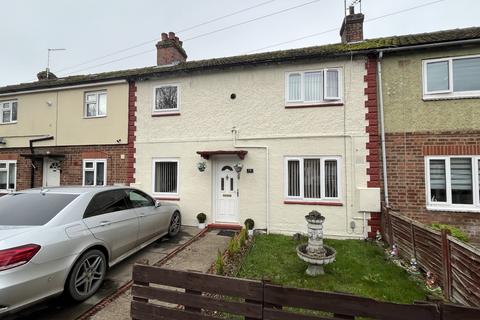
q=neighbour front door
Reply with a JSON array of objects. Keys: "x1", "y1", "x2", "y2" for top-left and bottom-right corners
[
  {"x1": 215, "y1": 158, "x2": 239, "y2": 223},
  {"x1": 43, "y1": 157, "x2": 60, "y2": 187}
]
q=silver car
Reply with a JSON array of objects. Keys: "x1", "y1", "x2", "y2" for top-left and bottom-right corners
[{"x1": 0, "y1": 186, "x2": 181, "y2": 315}]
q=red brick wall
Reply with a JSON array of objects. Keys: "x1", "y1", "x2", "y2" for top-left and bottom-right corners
[
  {"x1": 127, "y1": 81, "x2": 136, "y2": 184},
  {"x1": 0, "y1": 144, "x2": 129, "y2": 191},
  {"x1": 385, "y1": 131, "x2": 480, "y2": 243},
  {"x1": 365, "y1": 55, "x2": 381, "y2": 238}
]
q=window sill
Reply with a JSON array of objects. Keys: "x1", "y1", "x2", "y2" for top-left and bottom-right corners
[
  {"x1": 423, "y1": 94, "x2": 480, "y2": 101},
  {"x1": 0, "y1": 121, "x2": 17, "y2": 125},
  {"x1": 284, "y1": 200, "x2": 342, "y2": 206},
  {"x1": 84, "y1": 115, "x2": 107, "y2": 119},
  {"x1": 285, "y1": 102, "x2": 343, "y2": 109},
  {"x1": 155, "y1": 196, "x2": 180, "y2": 201},
  {"x1": 152, "y1": 112, "x2": 181, "y2": 117},
  {"x1": 427, "y1": 205, "x2": 480, "y2": 213}
]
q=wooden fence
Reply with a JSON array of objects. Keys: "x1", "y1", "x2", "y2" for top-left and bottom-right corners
[
  {"x1": 130, "y1": 264, "x2": 480, "y2": 320},
  {"x1": 382, "y1": 208, "x2": 480, "y2": 307}
]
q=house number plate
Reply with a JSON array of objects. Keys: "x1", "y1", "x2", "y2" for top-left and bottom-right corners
[{"x1": 223, "y1": 194, "x2": 232, "y2": 197}]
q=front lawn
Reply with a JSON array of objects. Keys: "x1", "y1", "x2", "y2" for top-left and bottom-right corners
[{"x1": 238, "y1": 234, "x2": 429, "y2": 304}]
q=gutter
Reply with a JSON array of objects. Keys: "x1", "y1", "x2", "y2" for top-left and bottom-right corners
[
  {"x1": 29, "y1": 136, "x2": 54, "y2": 188},
  {"x1": 375, "y1": 38, "x2": 480, "y2": 54}
]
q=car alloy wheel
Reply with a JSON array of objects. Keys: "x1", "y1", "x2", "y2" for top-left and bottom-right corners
[
  {"x1": 67, "y1": 249, "x2": 106, "y2": 301},
  {"x1": 168, "y1": 211, "x2": 181, "y2": 237}
]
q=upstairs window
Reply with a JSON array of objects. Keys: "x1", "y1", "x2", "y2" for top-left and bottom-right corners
[
  {"x1": 426, "y1": 156, "x2": 480, "y2": 211},
  {"x1": 0, "y1": 161, "x2": 16, "y2": 191},
  {"x1": 83, "y1": 159, "x2": 107, "y2": 186},
  {"x1": 285, "y1": 157, "x2": 340, "y2": 201},
  {"x1": 423, "y1": 55, "x2": 480, "y2": 99},
  {"x1": 154, "y1": 85, "x2": 179, "y2": 113},
  {"x1": 85, "y1": 91, "x2": 107, "y2": 118},
  {"x1": 286, "y1": 69, "x2": 342, "y2": 106},
  {"x1": 1, "y1": 101, "x2": 17, "y2": 124}
]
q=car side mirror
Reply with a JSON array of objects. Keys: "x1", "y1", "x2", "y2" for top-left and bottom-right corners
[{"x1": 155, "y1": 200, "x2": 161, "y2": 208}]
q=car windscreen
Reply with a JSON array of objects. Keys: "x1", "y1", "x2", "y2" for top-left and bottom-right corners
[{"x1": 0, "y1": 193, "x2": 79, "y2": 226}]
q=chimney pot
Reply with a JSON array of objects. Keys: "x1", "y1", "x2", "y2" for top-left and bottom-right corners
[
  {"x1": 168, "y1": 32, "x2": 175, "y2": 40},
  {"x1": 161, "y1": 33, "x2": 168, "y2": 40},
  {"x1": 349, "y1": 6, "x2": 355, "y2": 15}
]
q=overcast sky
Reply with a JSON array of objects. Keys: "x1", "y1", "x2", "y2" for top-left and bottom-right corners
[{"x1": 1, "y1": 0, "x2": 478, "y2": 87}]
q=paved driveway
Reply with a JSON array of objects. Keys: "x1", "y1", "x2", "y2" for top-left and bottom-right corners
[{"x1": 4, "y1": 226, "x2": 200, "y2": 320}]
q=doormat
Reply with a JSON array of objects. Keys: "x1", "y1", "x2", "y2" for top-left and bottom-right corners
[{"x1": 217, "y1": 230, "x2": 237, "y2": 237}]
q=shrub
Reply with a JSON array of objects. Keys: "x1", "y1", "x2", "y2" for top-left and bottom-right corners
[
  {"x1": 239, "y1": 228, "x2": 248, "y2": 247},
  {"x1": 431, "y1": 223, "x2": 469, "y2": 242},
  {"x1": 228, "y1": 236, "x2": 240, "y2": 256},
  {"x1": 244, "y1": 218, "x2": 254, "y2": 230},
  {"x1": 196, "y1": 212, "x2": 207, "y2": 223},
  {"x1": 215, "y1": 250, "x2": 224, "y2": 275}
]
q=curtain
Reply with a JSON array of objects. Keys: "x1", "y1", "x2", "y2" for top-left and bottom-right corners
[
  {"x1": 453, "y1": 57, "x2": 480, "y2": 92},
  {"x1": 304, "y1": 72, "x2": 322, "y2": 102},
  {"x1": 287, "y1": 160, "x2": 300, "y2": 197},
  {"x1": 304, "y1": 159, "x2": 321, "y2": 199},
  {"x1": 324, "y1": 160, "x2": 338, "y2": 198},
  {"x1": 288, "y1": 74, "x2": 301, "y2": 101},
  {"x1": 326, "y1": 70, "x2": 339, "y2": 98}
]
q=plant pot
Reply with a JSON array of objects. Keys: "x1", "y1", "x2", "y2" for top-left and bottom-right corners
[
  {"x1": 198, "y1": 222, "x2": 206, "y2": 229},
  {"x1": 248, "y1": 229, "x2": 254, "y2": 236}
]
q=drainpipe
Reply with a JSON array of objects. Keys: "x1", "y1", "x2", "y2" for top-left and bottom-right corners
[
  {"x1": 377, "y1": 52, "x2": 389, "y2": 208},
  {"x1": 231, "y1": 127, "x2": 270, "y2": 234},
  {"x1": 29, "y1": 136, "x2": 54, "y2": 188}
]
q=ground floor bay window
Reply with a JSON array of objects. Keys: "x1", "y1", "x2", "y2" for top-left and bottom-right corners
[
  {"x1": 426, "y1": 156, "x2": 480, "y2": 211},
  {"x1": 0, "y1": 160, "x2": 16, "y2": 191},
  {"x1": 285, "y1": 156, "x2": 341, "y2": 203}
]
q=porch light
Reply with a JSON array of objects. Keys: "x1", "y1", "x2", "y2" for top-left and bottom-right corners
[
  {"x1": 234, "y1": 162, "x2": 243, "y2": 179},
  {"x1": 197, "y1": 161, "x2": 207, "y2": 172}
]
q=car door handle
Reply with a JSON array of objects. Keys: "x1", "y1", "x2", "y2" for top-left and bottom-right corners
[{"x1": 99, "y1": 221, "x2": 111, "y2": 227}]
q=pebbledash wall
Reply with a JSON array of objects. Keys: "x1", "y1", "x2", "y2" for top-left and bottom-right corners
[
  {"x1": 132, "y1": 57, "x2": 381, "y2": 238},
  {"x1": 0, "y1": 82, "x2": 131, "y2": 190},
  {"x1": 381, "y1": 46, "x2": 480, "y2": 243}
]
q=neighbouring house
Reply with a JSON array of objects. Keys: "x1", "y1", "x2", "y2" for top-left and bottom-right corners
[
  {"x1": 0, "y1": 73, "x2": 134, "y2": 190},
  {"x1": 378, "y1": 28, "x2": 480, "y2": 243}
]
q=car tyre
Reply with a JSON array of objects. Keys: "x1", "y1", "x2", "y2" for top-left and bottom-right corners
[
  {"x1": 66, "y1": 249, "x2": 107, "y2": 301},
  {"x1": 168, "y1": 211, "x2": 182, "y2": 237}
]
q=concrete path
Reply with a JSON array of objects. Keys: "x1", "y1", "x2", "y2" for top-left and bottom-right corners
[
  {"x1": 5, "y1": 227, "x2": 200, "y2": 320},
  {"x1": 90, "y1": 229, "x2": 232, "y2": 320}
]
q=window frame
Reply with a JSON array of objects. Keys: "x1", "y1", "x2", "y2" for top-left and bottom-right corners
[
  {"x1": 152, "y1": 84, "x2": 181, "y2": 115},
  {"x1": 152, "y1": 158, "x2": 180, "y2": 197},
  {"x1": 284, "y1": 156, "x2": 341, "y2": 202},
  {"x1": 285, "y1": 68, "x2": 343, "y2": 107},
  {"x1": 0, "y1": 100, "x2": 18, "y2": 124},
  {"x1": 425, "y1": 156, "x2": 480, "y2": 212},
  {"x1": 84, "y1": 91, "x2": 107, "y2": 118},
  {"x1": 422, "y1": 54, "x2": 480, "y2": 99},
  {"x1": 82, "y1": 159, "x2": 107, "y2": 186},
  {"x1": 0, "y1": 160, "x2": 16, "y2": 192}
]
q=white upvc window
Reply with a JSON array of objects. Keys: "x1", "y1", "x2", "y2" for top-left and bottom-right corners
[
  {"x1": 84, "y1": 91, "x2": 107, "y2": 118},
  {"x1": 0, "y1": 160, "x2": 16, "y2": 191},
  {"x1": 152, "y1": 158, "x2": 179, "y2": 196},
  {"x1": 83, "y1": 159, "x2": 107, "y2": 186},
  {"x1": 285, "y1": 68, "x2": 342, "y2": 106},
  {"x1": 1, "y1": 100, "x2": 18, "y2": 124},
  {"x1": 153, "y1": 84, "x2": 180, "y2": 114},
  {"x1": 423, "y1": 54, "x2": 480, "y2": 99},
  {"x1": 425, "y1": 156, "x2": 480, "y2": 212},
  {"x1": 284, "y1": 156, "x2": 341, "y2": 201}
]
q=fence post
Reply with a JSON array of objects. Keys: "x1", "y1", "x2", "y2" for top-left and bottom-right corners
[
  {"x1": 441, "y1": 229, "x2": 452, "y2": 301},
  {"x1": 410, "y1": 221, "x2": 417, "y2": 260},
  {"x1": 185, "y1": 270, "x2": 202, "y2": 313}
]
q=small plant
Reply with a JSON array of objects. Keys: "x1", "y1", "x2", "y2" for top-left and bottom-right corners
[
  {"x1": 215, "y1": 250, "x2": 224, "y2": 275},
  {"x1": 228, "y1": 236, "x2": 240, "y2": 256},
  {"x1": 239, "y1": 228, "x2": 248, "y2": 247},
  {"x1": 244, "y1": 218, "x2": 255, "y2": 230},
  {"x1": 196, "y1": 212, "x2": 207, "y2": 223},
  {"x1": 431, "y1": 223, "x2": 469, "y2": 242}
]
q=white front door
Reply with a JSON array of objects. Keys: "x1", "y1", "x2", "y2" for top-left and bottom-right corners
[
  {"x1": 43, "y1": 158, "x2": 61, "y2": 187},
  {"x1": 215, "y1": 159, "x2": 239, "y2": 223}
]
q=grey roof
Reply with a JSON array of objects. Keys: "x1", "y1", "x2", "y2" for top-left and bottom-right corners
[{"x1": 1, "y1": 26, "x2": 480, "y2": 95}]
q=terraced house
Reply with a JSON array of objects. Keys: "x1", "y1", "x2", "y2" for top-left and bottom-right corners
[
  {"x1": 0, "y1": 73, "x2": 133, "y2": 191},
  {"x1": 379, "y1": 27, "x2": 480, "y2": 243}
]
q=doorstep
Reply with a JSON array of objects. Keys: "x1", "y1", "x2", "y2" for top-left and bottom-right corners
[{"x1": 207, "y1": 223, "x2": 242, "y2": 230}]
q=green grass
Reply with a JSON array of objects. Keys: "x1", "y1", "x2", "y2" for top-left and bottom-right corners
[{"x1": 238, "y1": 234, "x2": 429, "y2": 304}]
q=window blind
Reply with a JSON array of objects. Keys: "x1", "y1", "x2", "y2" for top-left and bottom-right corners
[
  {"x1": 304, "y1": 159, "x2": 321, "y2": 199},
  {"x1": 155, "y1": 161, "x2": 178, "y2": 193},
  {"x1": 429, "y1": 159, "x2": 446, "y2": 189},
  {"x1": 288, "y1": 160, "x2": 300, "y2": 197},
  {"x1": 324, "y1": 160, "x2": 338, "y2": 198},
  {"x1": 288, "y1": 74, "x2": 301, "y2": 101},
  {"x1": 304, "y1": 72, "x2": 322, "y2": 102},
  {"x1": 450, "y1": 158, "x2": 472, "y2": 190}
]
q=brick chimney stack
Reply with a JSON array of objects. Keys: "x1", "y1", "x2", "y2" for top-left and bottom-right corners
[
  {"x1": 340, "y1": 6, "x2": 364, "y2": 43},
  {"x1": 156, "y1": 32, "x2": 187, "y2": 66}
]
